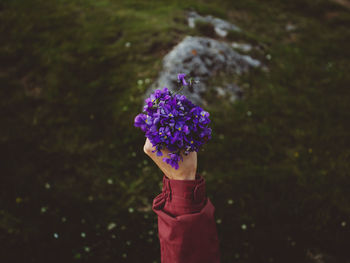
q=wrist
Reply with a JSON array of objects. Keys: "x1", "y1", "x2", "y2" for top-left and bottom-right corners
[{"x1": 167, "y1": 171, "x2": 196, "y2": 181}]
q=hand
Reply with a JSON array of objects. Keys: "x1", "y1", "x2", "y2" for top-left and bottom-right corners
[{"x1": 143, "y1": 138, "x2": 197, "y2": 180}]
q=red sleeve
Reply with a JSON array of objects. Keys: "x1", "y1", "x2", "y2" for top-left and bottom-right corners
[{"x1": 152, "y1": 174, "x2": 220, "y2": 263}]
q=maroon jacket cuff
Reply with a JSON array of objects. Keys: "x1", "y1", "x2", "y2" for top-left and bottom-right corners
[{"x1": 154, "y1": 174, "x2": 207, "y2": 217}]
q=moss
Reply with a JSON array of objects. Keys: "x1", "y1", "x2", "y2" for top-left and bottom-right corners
[{"x1": 194, "y1": 19, "x2": 216, "y2": 38}]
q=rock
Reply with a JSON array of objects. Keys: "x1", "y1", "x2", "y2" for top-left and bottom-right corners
[
  {"x1": 240, "y1": 54, "x2": 261, "y2": 68},
  {"x1": 188, "y1": 11, "x2": 241, "y2": 37},
  {"x1": 215, "y1": 83, "x2": 243, "y2": 103},
  {"x1": 231, "y1": 42, "x2": 253, "y2": 52},
  {"x1": 146, "y1": 36, "x2": 261, "y2": 105}
]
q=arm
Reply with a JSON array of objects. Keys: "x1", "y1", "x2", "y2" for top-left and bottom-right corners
[{"x1": 144, "y1": 139, "x2": 220, "y2": 263}]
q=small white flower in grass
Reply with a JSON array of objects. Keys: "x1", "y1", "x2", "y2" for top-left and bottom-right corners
[
  {"x1": 107, "y1": 178, "x2": 113, "y2": 185},
  {"x1": 285, "y1": 23, "x2": 296, "y2": 31},
  {"x1": 61, "y1": 217, "x2": 67, "y2": 222},
  {"x1": 53, "y1": 233, "x2": 59, "y2": 239},
  {"x1": 216, "y1": 219, "x2": 222, "y2": 224},
  {"x1": 128, "y1": 207, "x2": 134, "y2": 213},
  {"x1": 241, "y1": 224, "x2": 247, "y2": 230},
  {"x1": 137, "y1": 79, "x2": 143, "y2": 86},
  {"x1": 227, "y1": 199, "x2": 234, "y2": 205},
  {"x1": 84, "y1": 247, "x2": 90, "y2": 253},
  {"x1": 81, "y1": 232, "x2": 86, "y2": 238},
  {"x1": 41, "y1": 206, "x2": 47, "y2": 213},
  {"x1": 247, "y1": 111, "x2": 252, "y2": 117},
  {"x1": 266, "y1": 54, "x2": 272, "y2": 60},
  {"x1": 45, "y1": 183, "x2": 51, "y2": 189},
  {"x1": 341, "y1": 221, "x2": 346, "y2": 227},
  {"x1": 108, "y1": 222, "x2": 117, "y2": 231},
  {"x1": 125, "y1": 42, "x2": 131, "y2": 48}
]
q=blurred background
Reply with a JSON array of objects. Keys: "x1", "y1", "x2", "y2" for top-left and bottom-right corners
[{"x1": 1, "y1": 0, "x2": 350, "y2": 262}]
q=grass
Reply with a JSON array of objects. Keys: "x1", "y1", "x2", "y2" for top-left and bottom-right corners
[{"x1": 1, "y1": 0, "x2": 350, "y2": 262}]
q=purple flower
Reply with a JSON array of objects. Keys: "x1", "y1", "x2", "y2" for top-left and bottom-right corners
[
  {"x1": 163, "y1": 153, "x2": 183, "y2": 170},
  {"x1": 134, "y1": 114, "x2": 148, "y2": 132},
  {"x1": 177, "y1": 73, "x2": 188, "y2": 86},
  {"x1": 152, "y1": 145, "x2": 163, "y2": 157},
  {"x1": 134, "y1": 75, "x2": 211, "y2": 169}
]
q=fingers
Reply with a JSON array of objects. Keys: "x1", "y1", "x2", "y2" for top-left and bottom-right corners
[
  {"x1": 143, "y1": 138, "x2": 197, "y2": 180},
  {"x1": 143, "y1": 138, "x2": 173, "y2": 177},
  {"x1": 143, "y1": 138, "x2": 153, "y2": 155},
  {"x1": 144, "y1": 138, "x2": 171, "y2": 157}
]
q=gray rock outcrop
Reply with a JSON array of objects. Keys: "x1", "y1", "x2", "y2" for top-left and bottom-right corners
[
  {"x1": 147, "y1": 36, "x2": 261, "y2": 104},
  {"x1": 187, "y1": 11, "x2": 241, "y2": 37}
]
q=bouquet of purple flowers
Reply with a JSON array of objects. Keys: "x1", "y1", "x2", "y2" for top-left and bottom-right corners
[{"x1": 134, "y1": 74, "x2": 211, "y2": 169}]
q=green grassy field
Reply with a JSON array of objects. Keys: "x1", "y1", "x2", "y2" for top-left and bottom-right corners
[{"x1": 1, "y1": 0, "x2": 350, "y2": 262}]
